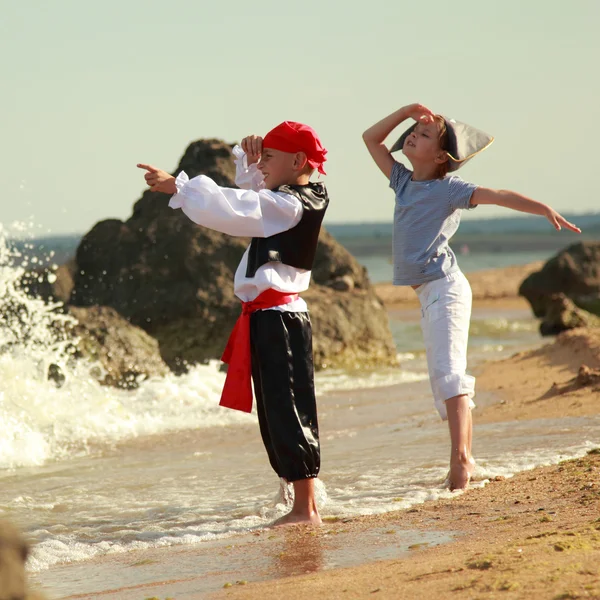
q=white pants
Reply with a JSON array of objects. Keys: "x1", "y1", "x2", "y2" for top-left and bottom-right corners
[{"x1": 415, "y1": 270, "x2": 475, "y2": 421}]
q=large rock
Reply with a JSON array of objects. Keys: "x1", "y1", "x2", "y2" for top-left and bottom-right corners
[
  {"x1": 519, "y1": 242, "x2": 600, "y2": 325},
  {"x1": 68, "y1": 139, "x2": 397, "y2": 372},
  {"x1": 538, "y1": 294, "x2": 600, "y2": 336},
  {"x1": 64, "y1": 305, "x2": 170, "y2": 388},
  {"x1": 304, "y1": 285, "x2": 395, "y2": 369}
]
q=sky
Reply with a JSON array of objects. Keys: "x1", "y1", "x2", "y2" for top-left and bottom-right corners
[{"x1": 1, "y1": 0, "x2": 599, "y2": 236}]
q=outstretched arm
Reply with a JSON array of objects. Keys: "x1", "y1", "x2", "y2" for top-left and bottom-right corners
[
  {"x1": 471, "y1": 188, "x2": 581, "y2": 233},
  {"x1": 136, "y1": 163, "x2": 302, "y2": 238},
  {"x1": 362, "y1": 104, "x2": 435, "y2": 178}
]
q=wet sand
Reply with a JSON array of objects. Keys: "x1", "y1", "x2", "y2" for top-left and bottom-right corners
[
  {"x1": 34, "y1": 262, "x2": 600, "y2": 600},
  {"x1": 208, "y1": 453, "x2": 600, "y2": 600}
]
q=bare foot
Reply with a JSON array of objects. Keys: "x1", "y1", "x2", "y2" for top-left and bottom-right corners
[
  {"x1": 447, "y1": 456, "x2": 476, "y2": 491},
  {"x1": 271, "y1": 510, "x2": 322, "y2": 528}
]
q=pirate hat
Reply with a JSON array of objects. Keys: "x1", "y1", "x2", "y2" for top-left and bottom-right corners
[{"x1": 390, "y1": 116, "x2": 494, "y2": 172}]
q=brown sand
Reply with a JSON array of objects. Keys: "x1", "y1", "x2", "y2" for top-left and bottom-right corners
[
  {"x1": 211, "y1": 264, "x2": 600, "y2": 600},
  {"x1": 477, "y1": 328, "x2": 600, "y2": 424}
]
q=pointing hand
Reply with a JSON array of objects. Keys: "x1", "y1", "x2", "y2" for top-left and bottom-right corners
[{"x1": 137, "y1": 163, "x2": 177, "y2": 195}]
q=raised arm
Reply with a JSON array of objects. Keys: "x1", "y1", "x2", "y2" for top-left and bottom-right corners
[
  {"x1": 362, "y1": 104, "x2": 435, "y2": 179},
  {"x1": 471, "y1": 188, "x2": 581, "y2": 233},
  {"x1": 233, "y1": 136, "x2": 265, "y2": 191}
]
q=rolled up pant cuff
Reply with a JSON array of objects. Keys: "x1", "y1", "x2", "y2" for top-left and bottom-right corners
[{"x1": 432, "y1": 373, "x2": 476, "y2": 421}]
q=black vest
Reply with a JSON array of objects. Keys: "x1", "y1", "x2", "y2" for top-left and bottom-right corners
[{"x1": 245, "y1": 183, "x2": 329, "y2": 278}]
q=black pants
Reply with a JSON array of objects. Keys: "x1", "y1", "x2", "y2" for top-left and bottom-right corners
[{"x1": 250, "y1": 310, "x2": 320, "y2": 482}]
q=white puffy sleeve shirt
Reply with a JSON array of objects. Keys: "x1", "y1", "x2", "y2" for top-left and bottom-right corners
[{"x1": 168, "y1": 145, "x2": 310, "y2": 309}]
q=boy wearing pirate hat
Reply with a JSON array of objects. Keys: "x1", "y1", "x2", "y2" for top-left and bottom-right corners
[
  {"x1": 363, "y1": 104, "x2": 580, "y2": 491},
  {"x1": 138, "y1": 121, "x2": 328, "y2": 525}
]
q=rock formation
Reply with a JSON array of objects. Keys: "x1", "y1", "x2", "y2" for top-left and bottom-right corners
[
  {"x1": 519, "y1": 242, "x2": 600, "y2": 335},
  {"x1": 56, "y1": 139, "x2": 397, "y2": 375}
]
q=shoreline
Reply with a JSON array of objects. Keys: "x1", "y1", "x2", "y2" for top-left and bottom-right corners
[
  {"x1": 211, "y1": 450, "x2": 600, "y2": 600},
  {"x1": 373, "y1": 261, "x2": 545, "y2": 310}
]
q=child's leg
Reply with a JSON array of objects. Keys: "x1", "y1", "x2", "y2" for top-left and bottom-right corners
[
  {"x1": 281, "y1": 310, "x2": 321, "y2": 525},
  {"x1": 250, "y1": 310, "x2": 321, "y2": 525},
  {"x1": 282, "y1": 477, "x2": 320, "y2": 526},
  {"x1": 446, "y1": 394, "x2": 475, "y2": 491},
  {"x1": 250, "y1": 350, "x2": 281, "y2": 476},
  {"x1": 418, "y1": 272, "x2": 475, "y2": 490}
]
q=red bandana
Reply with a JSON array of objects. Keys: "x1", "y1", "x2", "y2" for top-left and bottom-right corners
[{"x1": 262, "y1": 121, "x2": 328, "y2": 175}]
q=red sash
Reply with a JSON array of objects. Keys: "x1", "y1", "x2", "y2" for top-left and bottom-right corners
[{"x1": 219, "y1": 289, "x2": 299, "y2": 413}]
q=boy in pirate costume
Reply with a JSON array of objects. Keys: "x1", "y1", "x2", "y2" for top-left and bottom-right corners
[{"x1": 138, "y1": 121, "x2": 328, "y2": 526}]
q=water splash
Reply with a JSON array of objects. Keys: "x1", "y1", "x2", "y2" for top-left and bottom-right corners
[
  {"x1": 0, "y1": 223, "x2": 80, "y2": 468},
  {"x1": 0, "y1": 224, "x2": 75, "y2": 371},
  {"x1": 0, "y1": 225, "x2": 253, "y2": 471}
]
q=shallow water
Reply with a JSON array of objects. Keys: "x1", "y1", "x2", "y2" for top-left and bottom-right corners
[{"x1": 38, "y1": 526, "x2": 456, "y2": 598}]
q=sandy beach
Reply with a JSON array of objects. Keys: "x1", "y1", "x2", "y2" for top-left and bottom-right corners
[{"x1": 33, "y1": 263, "x2": 600, "y2": 600}]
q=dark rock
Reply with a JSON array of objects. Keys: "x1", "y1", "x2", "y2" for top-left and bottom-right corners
[
  {"x1": 304, "y1": 286, "x2": 396, "y2": 369},
  {"x1": 22, "y1": 260, "x2": 76, "y2": 304},
  {"x1": 519, "y1": 242, "x2": 600, "y2": 319},
  {"x1": 65, "y1": 305, "x2": 169, "y2": 388},
  {"x1": 312, "y1": 230, "x2": 368, "y2": 289},
  {"x1": 538, "y1": 294, "x2": 600, "y2": 336},
  {"x1": 66, "y1": 139, "x2": 397, "y2": 372}
]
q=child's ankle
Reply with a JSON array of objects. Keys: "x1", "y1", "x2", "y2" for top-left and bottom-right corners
[{"x1": 452, "y1": 451, "x2": 474, "y2": 465}]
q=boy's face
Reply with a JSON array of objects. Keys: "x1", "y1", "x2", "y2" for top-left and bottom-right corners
[
  {"x1": 257, "y1": 148, "x2": 303, "y2": 189},
  {"x1": 402, "y1": 121, "x2": 446, "y2": 165}
]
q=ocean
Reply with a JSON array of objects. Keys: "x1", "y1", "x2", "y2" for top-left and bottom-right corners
[{"x1": 1, "y1": 216, "x2": 599, "y2": 598}]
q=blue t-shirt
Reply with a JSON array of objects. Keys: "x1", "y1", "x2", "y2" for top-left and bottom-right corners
[{"x1": 389, "y1": 161, "x2": 477, "y2": 286}]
